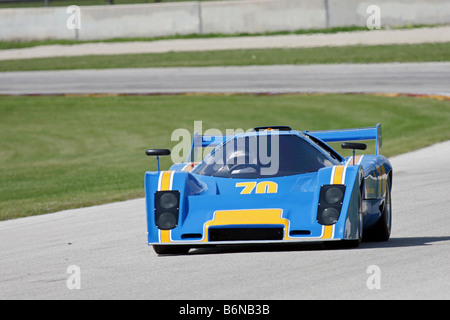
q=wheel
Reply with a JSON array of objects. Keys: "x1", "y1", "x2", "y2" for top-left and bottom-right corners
[
  {"x1": 364, "y1": 177, "x2": 392, "y2": 241},
  {"x1": 153, "y1": 245, "x2": 190, "y2": 255}
]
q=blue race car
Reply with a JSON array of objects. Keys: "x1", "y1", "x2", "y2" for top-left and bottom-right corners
[{"x1": 145, "y1": 124, "x2": 392, "y2": 254}]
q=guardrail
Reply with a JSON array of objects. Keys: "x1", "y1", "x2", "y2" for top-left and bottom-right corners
[{"x1": 0, "y1": 0, "x2": 449, "y2": 41}]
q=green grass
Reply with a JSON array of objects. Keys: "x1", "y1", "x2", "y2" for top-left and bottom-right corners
[
  {"x1": 1, "y1": 93, "x2": 449, "y2": 221},
  {"x1": 0, "y1": 42, "x2": 449, "y2": 72}
]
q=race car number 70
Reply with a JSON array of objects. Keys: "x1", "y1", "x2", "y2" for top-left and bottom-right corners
[{"x1": 236, "y1": 181, "x2": 278, "y2": 194}]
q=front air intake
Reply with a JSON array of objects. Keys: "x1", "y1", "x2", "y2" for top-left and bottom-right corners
[{"x1": 209, "y1": 227, "x2": 284, "y2": 242}]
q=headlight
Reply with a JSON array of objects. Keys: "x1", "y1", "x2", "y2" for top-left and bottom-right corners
[
  {"x1": 319, "y1": 207, "x2": 340, "y2": 225},
  {"x1": 155, "y1": 191, "x2": 180, "y2": 230},
  {"x1": 160, "y1": 192, "x2": 178, "y2": 209},
  {"x1": 317, "y1": 185, "x2": 346, "y2": 225},
  {"x1": 156, "y1": 212, "x2": 178, "y2": 230},
  {"x1": 325, "y1": 186, "x2": 344, "y2": 204}
]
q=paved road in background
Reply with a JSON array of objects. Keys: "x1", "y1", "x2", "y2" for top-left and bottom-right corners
[
  {"x1": 0, "y1": 141, "x2": 449, "y2": 299},
  {"x1": 1, "y1": 62, "x2": 449, "y2": 96}
]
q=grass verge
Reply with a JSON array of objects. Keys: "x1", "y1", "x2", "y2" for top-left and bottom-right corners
[
  {"x1": 0, "y1": 42, "x2": 449, "y2": 72},
  {"x1": 1, "y1": 93, "x2": 449, "y2": 221}
]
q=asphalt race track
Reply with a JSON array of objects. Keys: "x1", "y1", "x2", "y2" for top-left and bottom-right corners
[
  {"x1": 1, "y1": 62, "x2": 449, "y2": 96},
  {"x1": 1, "y1": 58, "x2": 449, "y2": 299},
  {"x1": 0, "y1": 141, "x2": 449, "y2": 299}
]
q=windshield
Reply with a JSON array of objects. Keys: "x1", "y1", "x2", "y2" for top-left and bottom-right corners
[{"x1": 193, "y1": 134, "x2": 335, "y2": 178}]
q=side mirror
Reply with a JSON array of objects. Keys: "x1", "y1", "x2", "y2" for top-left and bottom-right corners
[
  {"x1": 146, "y1": 149, "x2": 171, "y2": 171},
  {"x1": 341, "y1": 142, "x2": 367, "y2": 151},
  {"x1": 341, "y1": 142, "x2": 367, "y2": 165},
  {"x1": 146, "y1": 149, "x2": 171, "y2": 156}
]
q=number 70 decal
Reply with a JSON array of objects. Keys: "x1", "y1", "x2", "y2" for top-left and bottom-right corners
[{"x1": 236, "y1": 181, "x2": 278, "y2": 194}]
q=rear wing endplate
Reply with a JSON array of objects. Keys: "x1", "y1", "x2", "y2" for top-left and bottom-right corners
[{"x1": 305, "y1": 123, "x2": 382, "y2": 155}]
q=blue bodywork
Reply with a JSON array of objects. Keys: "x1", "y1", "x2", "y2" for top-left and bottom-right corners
[{"x1": 145, "y1": 124, "x2": 392, "y2": 249}]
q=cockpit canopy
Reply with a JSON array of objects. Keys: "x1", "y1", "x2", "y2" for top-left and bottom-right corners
[{"x1": 193, "y1": 134, "x2": 337, "y2": 178}]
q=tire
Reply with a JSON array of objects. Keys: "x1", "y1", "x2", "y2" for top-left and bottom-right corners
[
  {"x1": 364, "y1": 177, "x2": 392, "y2": 242},
  {"x1": 153, "y1": 245, "x2": 190, "y2": 255}
]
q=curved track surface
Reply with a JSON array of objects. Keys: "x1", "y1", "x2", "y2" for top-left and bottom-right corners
[
  {"x1": 1, "y1": 62, "x2": 449, "y2": 96},
  {"x1": 1, "y1": 141, "x2": 449, "y2": 299}
]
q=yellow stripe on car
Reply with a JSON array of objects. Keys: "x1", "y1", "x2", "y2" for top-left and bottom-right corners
[{"x1": 158, "y1": 171, "x2": 174, "y2": 243}]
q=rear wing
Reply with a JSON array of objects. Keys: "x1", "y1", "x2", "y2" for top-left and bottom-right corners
[{"x1": 305, "y1": 123, "x2": 382, "y2": 155}]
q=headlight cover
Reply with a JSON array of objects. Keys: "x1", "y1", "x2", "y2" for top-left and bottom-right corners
[
  {"x1": 160, "y1": 192, "x2": 179, "y2": 209},
  {"x1": 155, "y1": 191, "x2": 180, "y2": 230},
  {"x1": 317, "y1": 185, "x2": 346, "y2": 225},
  {"x1": 325, "y1": 186, "x2": 344, "y2": 204},
  {"x1": 157, "y1": 212, "x2": 178, "y2": 230},
  {"x1": 319, "y1": 207, "x2": 341, "y2": 225}
]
